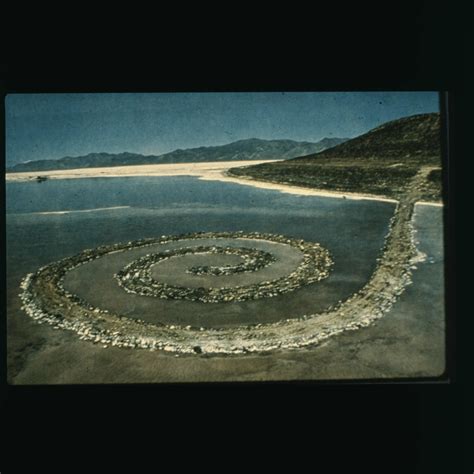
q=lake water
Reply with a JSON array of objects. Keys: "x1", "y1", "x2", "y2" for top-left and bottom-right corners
[{"x1": 6, "y1": 176, "x2": 396, "y2": 327}]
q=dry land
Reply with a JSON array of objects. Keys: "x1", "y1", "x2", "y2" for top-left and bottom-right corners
[
  {"x1": 6, "y1": 160, "x2": 440, "y2": 204},
  {"x1": 227, "y1": 158, "x2": 443, "y2": 203},
  {"x1": 6, "y1": 161, "x2": 277, "y2": 182}
]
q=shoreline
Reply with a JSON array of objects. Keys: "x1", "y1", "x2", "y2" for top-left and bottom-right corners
[
  {"x1": 5, "y1": 160, "x2": 276, "y2": 182},
  {"x1": 17, "y1": 168, "x2": 435, "y2": 356},
  {"x1": 6, "y1": 160, "x2": 443, "y2": 206},
  {"x1": 208, "y1": 172, "x2": 398, "y2": 204}
]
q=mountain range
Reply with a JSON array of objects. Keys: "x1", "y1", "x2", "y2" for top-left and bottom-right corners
[{"x1": 7, "y1": 137, "x2": 349, "y2": 172}]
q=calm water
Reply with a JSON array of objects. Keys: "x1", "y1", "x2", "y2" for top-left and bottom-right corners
[{"x1": 6, "y1": 176, "x2": 396, "y2": 326}]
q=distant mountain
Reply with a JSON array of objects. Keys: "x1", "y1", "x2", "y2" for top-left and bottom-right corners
[
  {"x1": 7, "y1": 137, "x2": 349, "y2": 172},
  {"x1": 291, "y1": 113, "x2": 441, "y2": 163}
]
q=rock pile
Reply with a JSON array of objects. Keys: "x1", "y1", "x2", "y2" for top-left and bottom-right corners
[
  {"x1": 114, "y1": 233, "x2": 333, "y2": 303},
  {"x1": 186, "y1": 246, "x2": 275, "y2": 276},
  {"x1": 18, "y1": 168, "x2": 432, "y2": 355}
]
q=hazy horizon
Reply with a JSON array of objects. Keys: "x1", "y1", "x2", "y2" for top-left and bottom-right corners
[{"x1": 6, "y1": 92, "x2": 440, "y2": 166}]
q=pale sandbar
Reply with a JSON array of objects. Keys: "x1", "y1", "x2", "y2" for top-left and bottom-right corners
[{"x1": 6, "y1": 160, "x2": 442, "y2": 206}]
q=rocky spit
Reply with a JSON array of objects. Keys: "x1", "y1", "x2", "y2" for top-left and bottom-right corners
[
  {"x1": 18, "y1": 168, "x2": 432, "y2": 355},
  {"x1": 114, "y1": 235, "x2": 332, "y2": 303}
]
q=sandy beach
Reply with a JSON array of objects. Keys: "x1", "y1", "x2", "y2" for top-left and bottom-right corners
[
  {"x1": 6, "y1": 160, "x2": 443, "y2": 206},
  {"x1": 5, "y1": 160, "x2": 274, "y2": 181}
]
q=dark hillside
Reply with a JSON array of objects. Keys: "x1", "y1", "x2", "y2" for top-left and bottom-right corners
[
  {"x1": 293, "y1": 113, "x2": 441, "y2": 164},
  {"x1": 228, "y1": 114, "x2": 443, "y2": 201}
]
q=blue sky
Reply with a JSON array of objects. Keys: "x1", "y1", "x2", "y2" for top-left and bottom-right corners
[{"x1": 5, "y1": 92, "x2": 440, "y2": 166}]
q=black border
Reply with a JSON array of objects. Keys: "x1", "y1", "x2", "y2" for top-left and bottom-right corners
[{"x1": 0, "y1": 58, "x2": 468, "y2": 472}]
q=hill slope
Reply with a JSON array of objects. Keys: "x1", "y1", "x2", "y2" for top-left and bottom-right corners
[
  {"x1": 228, "y1": 113, "x2": 443, "y2": 201},
  {"x1": 293, "y1": 113, "x2": 441, "y2": 163},
  {"x1": 8, "y1": 137, "x2": 348, "y2": 172}
]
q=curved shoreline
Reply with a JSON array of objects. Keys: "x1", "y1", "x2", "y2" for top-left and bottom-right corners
[
  {"x1": 6, "y1": 161, "x2": 443, "y2": 206},
  {"x1": 18, "y1": 168, "x2": 432, "y2": 355},
  {"x1": 114, "y1": 235, "x2": 332, "y2": 303}
]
